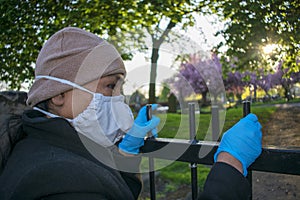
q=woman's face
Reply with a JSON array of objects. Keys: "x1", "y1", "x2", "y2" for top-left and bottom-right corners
[{"x1": 55, "y1": 73, "x2": 124, "y2": 119}]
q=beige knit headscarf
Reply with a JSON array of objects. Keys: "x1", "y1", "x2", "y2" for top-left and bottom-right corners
[{"x1": 27, "y1": 27, "x2": 126, "y2": 107}]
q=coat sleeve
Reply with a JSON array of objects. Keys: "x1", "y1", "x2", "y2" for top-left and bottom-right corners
[
  {"x1": 112, "y1": 147, "x2": 143, "y2": 199},
  {"x1": 198, "y1": 162, "x2": 251, "y2": 200}
]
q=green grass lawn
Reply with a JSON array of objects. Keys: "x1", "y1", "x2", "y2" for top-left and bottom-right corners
[
  {"x1": 148, "y1": 104, "x2": 277, "y2": 197},
  {"x1": 156, "y1": 104, "x2": 276, "y2": 140}
]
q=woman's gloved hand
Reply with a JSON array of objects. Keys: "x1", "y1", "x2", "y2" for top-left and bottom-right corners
[
  {"x1": 119, "y1": 104, "x2": 160, "y2": 154},
  {"x1": 214, "y1": 113, "x2": 262, "y2": 176}
]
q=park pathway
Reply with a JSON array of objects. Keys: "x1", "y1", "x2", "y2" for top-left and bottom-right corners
[{"x1": 252, "y1": 103, "x2": 300, "y2": 200}]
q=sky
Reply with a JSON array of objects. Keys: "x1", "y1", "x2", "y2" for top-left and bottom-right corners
[{"x1": 123, "y1": 13, "x2": 225, "y2": 97}]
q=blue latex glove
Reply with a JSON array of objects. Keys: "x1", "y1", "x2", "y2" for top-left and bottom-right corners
[
  {"x1": 214, "y1": 113, "x2": 262, "y2": 176},
  {"x1": 119, "y1": 104, "x2": 160, "y2": 154}
]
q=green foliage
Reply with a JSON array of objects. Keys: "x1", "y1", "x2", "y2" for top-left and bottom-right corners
[
  {"x1": 157, "y1": 84, "x2": 170, "y2": 102},
  {"x1": 210, "y1": 0, "x2": 299, "y2": 73},
  {"x1": 0, "y1": 0, "x2": 141, "y2": 89},
  {"x1": 1, "y1": 0, "x2": 52, "y2": 89},
  {"x1": 1, "y1": 0, "x2": 207, "y2": 90}
]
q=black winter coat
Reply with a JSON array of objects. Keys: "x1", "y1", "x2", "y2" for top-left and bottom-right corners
[
  {"x1": 0, "y1": 110, "x2": 251, "y2": 200},
  {"x1": 0, "y1": 110, "x2": 142, "y2": 200}
]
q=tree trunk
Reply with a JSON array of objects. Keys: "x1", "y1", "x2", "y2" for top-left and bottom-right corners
[
  {"x1": 236, "y1": 93, "x2": 242, "y2": 104},
  {"x1": 149, "y1": 47, "x2": 159, "y2": 103},
  {"x1": 282, "y1": 82, "x2": 292, "y2": 101},
  {"x1": 253, "y1": 84, "x2": 257, "y2": 102},
  {"x1": 168, "y1": 93, "x2": 177, "y2": 113},
  {"x1": 147, "y1": 20, "x2": 176, "y2": 104},
  {"x1": 202, "y1": 91, "x2": 208, "y2": 106}
]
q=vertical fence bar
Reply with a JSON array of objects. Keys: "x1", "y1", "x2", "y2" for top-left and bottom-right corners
[
  {"x1": 146, "y1": 104, "x2": 156, "y2": 200},
  {"x1": 243, "y1": 101, "x2": 251, "y2": 117},
  {"x1": 242, "y1": 100, "x2": 252, "y2": 199},
  {"x1": 211, "y1": 104, "x2": 220, "y2": 141},
  {"x1": 149, "y1": 157, "x2": 156, "y2": 200},
  {"x1": 189, "y1": 103, "x2": 198, "y2": 200}
]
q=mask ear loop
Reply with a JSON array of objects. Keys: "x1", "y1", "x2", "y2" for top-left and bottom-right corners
[
  {"x1": 35, "y1": 75, "x2": 94, "y2": 95},
  {"x1": 33, "y1": 75, "x2": 95, "y2": 121}
]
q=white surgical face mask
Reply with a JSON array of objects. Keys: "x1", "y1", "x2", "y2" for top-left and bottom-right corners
[{"x1": 34, "y1": 76, "x2": 134, "y2": 147}]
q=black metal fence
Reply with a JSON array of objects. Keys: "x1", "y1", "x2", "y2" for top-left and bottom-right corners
[
  {"x1": 141, "y1": 139, "x2": 300, "y2": 199},
  {"x1": 140, "y1": 102, "x2": 300, "y2": 200}
]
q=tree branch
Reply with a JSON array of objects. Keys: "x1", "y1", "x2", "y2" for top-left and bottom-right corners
[{"x1": 154, "y1": 20, "x2": 176, "y2": 48}]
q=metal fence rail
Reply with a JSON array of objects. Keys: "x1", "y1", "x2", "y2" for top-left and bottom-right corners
[{"x1": 141, "y1": 139, "x2": 300, "y2": 175}]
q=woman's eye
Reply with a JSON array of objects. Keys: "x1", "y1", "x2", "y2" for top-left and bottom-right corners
[{"x1": 107, "y1": 84, "x2": 115, "y2": 89}]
